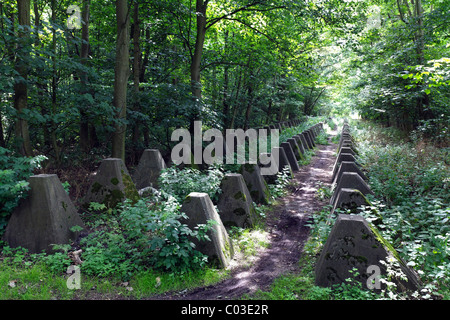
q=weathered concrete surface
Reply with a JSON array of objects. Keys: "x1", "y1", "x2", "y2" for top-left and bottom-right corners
[
  {"x1": 302, "y1": 131, "x2": 314, "y2": 149},
  {"x1": 3, "y1": 174, "x2": 85, "y2": 253},
  {"x1": 339, "y1": 147, "x2": 356, "y2": 156},
  {"x1": 299, "y1": 133, "x2": 311, "y2": 151},
  {"x1": 271, "y1": 147, "x2": 294, "y2": 178},
  {"x1": 330, "y1": 172, "x2": 373, "y2": 206},
  {"x1": 287, "y1": 138, "x2": 304, "y2": 161},
  {"x1": 331, "y1": 153, "x2": 358, "y2": 180},
  {"x1": 281, "y1": 142, "x2": 300, "y2": 172},
  {"x1": 315, "y1": 214, "x2": 421, "y2": 292},
  {"x1": 181, "y1": 192, "x2": 234, "y2": 268},
  {"x1": 333, "y1": 161, "x2": 368, "y2": 185},
  {"x1": 133, "y1": 149, "x2": 167, "y2": 189},
  {"x1": 83, "y1": 158, "x2": 139, "y2": 209},
  {"x1": 305, "y1": 130, "x2": 316, "y2": 147},
  {"x1": 293, "y1": 135, "x2": 306, "y2": 155},
  {"x1": 217, "y1": 173, "x2": 258, "y2": 228},
  {"x1": 240, "y1": 163, "x2": 270, "y2": 205},
  {"x1": 330, "y1": 188, "x2": 372, "y2": 215}
]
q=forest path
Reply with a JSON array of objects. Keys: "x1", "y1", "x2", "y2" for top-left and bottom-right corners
[{"x1": 153, "y1": 135, "x2": 337, "y2": 300}]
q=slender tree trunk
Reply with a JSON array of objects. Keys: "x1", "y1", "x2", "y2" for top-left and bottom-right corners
[
  {"x1": 14, "y1": 0, "x2": 33, "y2": 156},
  {"x1": 80, "y1": 0, "x2": 91, "y2": 152},
  {"x1": 189, "y1": 0, "x2": 208, "y2": 134},
  {"x1": 244, "y1": 84, "x2": 253, "y2": 130},
  {"x1": 222, "y1": 31, "x2": 230, "y2": 131},
  {"x1": 50, "y1": 0, "x2": 61, "y2": 164},
  {"x1": 131, "y1": 1, "x2": 142, "y2": 156},
  {"x1": 266, "y1": 99, "x2": 272, "y2": 125},
  {"x1": 111, "y1": 0, "x2": 130, "y2": 161}
]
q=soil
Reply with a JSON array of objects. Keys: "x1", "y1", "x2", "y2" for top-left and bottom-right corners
[{"x1": 151, "y1": 138, "x2": 337, "y2": 300}]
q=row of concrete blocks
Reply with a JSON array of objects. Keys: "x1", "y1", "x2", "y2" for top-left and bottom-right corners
[
  {"x1": 329, "y1": 121, "x2": 373, "y2": 216},
  {"x1": 315, "y1": 121, "x2": 422, "y2": 292},
  {"x1": 263, "y1": 118, "x2": 303, "y2": 131},
  {"x1": 2, "y1": 123, "x2": 324, "y2": 270}
]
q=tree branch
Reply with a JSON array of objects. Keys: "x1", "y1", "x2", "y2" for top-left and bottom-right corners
[{"x1": 205, "y1": 1, "x2": 282, "y2": 30}]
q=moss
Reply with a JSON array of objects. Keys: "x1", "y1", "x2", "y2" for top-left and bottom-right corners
[
  {"x1": 242, "y1": 163, "x2": 255, "y2": 174},
  {"x1": 61, "y1": 201, "x2": 67, "y2": 211},
  {"x1": 233, "y1": 208, "x2": 247, "y2": 216},
  {"x1": 121, "y1": 170, "x2": 140, "y2": 204},
  {"x1": 104, "y1": 188, "x2": 125, "y2": 208},
  {"x1": 234, "y1": 191, "x2": 246, "y2": 201},
  {"x1": 110, "y1": 177, "x2": 119, "y2": 185},
  {"x1": 91, "y1": 182, "x2": 103, "y2": 194},
  {"x1": 368, "y1": 222, "x2": 405, "y2": 266}
]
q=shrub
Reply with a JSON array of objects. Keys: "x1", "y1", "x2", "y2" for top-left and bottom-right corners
[
  {"x1": 158, "y1": 164, "x2": 224, "y2": 203},
  {"x1": 78, "y1": 193, "x2": 211, "y2": 280},
  {"x1": 0, "y1": 148, "x2": 47, "y2": 233}
]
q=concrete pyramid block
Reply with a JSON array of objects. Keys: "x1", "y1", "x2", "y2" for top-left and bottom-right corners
[
  {"x1": 330, "y1": 172, "x2": 374, "y2": 206},
  {"x1": 181, "y1": 192, "x2": 234, "y2": 268},
  {"x1": 133, "y1": 149, "x2": 167, "y2": 190},
  {"x1": 332, "y1": 153, "x2": 358, "y2": 180},
  {"x1": 217, "y1": 173, "x2": 258, "y2": 228},
  {"x1": 299, "y1": 134, "x2": 311, "y2": 151},
  {"x1": 258, "y1": 152, "x2": 277, "y2": 184},
  {"x1": 240, "y1": 163, "x2": 270, "y2": 205},
  {"x1": 287, "y1": 138, "x2": 304, "y2": 161},
  {"x1": 293, "y1": 135, "x2": 306, "y2": 155},
  {"x1": 339, "y1": 147, "x2": 356, "y2": 156},
  {"x1": 3, "y1": 174, "x2": 86, "y2": 253},
  {"x1": 281, "y1": 142, "x2": 300, "y2": 172},
  {"x1": 330, "y1": 188, "x2": 372, "y2": 215},
  {"x1": 333, "y1": 161, "x2": 368, "y2": 186},
  {"x1": 315, "y1": 214, "x2": 421, "y2": 292},
  {"x1": 83, "y1": 158, "x2": 139, "y2": 209},
  {"x1": 302, "y1": 131, "x2": 314, "y2": 149},
  {"x1": 271, "y1": 147, "x2": 294, "y2": 178}
]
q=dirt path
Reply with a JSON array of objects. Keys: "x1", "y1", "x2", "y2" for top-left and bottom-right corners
[{"x1": 154, "y1": 138, "x2": 337, "y2": 300}]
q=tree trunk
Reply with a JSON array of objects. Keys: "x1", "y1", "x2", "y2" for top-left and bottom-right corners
[
  {"x1": 189, "y1": 0, "x2": 208, "y2": 133},
  {"x1": 111, "y1": 0, "x2": 130, "y2": 161},
  {"x1": 14, "y1": 0, "x2": 33, "y2": 156},
  {"x1": 50, "y1": 0, "x2": 61, "y2": 164},
  {"x1": 222, "y1": 31, "x2": 230, "y2": 130},
  {"x1": 131, "y1": 1, "x2": 142, "y2": 157},
  {"x1": 80, "y1": 0, "x2": 92, "y2": 153}
]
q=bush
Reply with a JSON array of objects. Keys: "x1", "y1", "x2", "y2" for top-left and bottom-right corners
[
  {"x1": 158, "y1": 164, "x2": 224, "y2": 203},
  {"x1": 0, "y1": 148, "x2": 47, "y2": 233},
  {"x1": 78, "y1": 193, "x2": 211, "y2": 280}
]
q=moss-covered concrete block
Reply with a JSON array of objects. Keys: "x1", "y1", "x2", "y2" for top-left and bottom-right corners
[
  {"x1": 293, "y1": 135, "x2": 306, "y2": 155},
  {"x1": 240, "y1": 163, "x2": 270, "y2": 205},
  {"x1": 287, "y1": 138, "x2": 304, "y2": 162},
  {"x1": 217, "y1": 173, "x2": 258, "y2": 228},
  {"x1": 281, "y1": 142, "x2": 300, "y2": 172},
  {"x1": 3, "y1": 174, "x2": 86, "y2": 253},
  {"x1": 302, "y1": 131, "x2": 314, "y2": 149},
  {"x1": 83, "y1": 158, "x2": 139, "y2": 209},
  {"x1": 330, "y1": 172, "x2": 374, "y2": 206},
  {"x1": 315, "y1": 214, "x2": 421, "y2": 292},
  {"x1": 181, "y1": 192, "x2": 234, "y2": 268}
]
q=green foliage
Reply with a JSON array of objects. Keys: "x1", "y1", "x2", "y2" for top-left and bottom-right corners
[
  {"x1": 78, "y1": 194, "x2": 211, "y2": 280},
  {"x1": 268, "y1": 166, "x2": 292, "y2": 199},
  {"x1": 353, "y1": 121, "x2": 449, "y2": 296},
  {"x1": 0, "y1": 148, "x2": 47, "y2": 233},
  {"x1": 158, "y1": 165, "x2": 224, "y2": 203}
]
